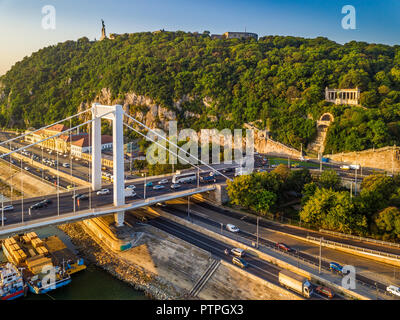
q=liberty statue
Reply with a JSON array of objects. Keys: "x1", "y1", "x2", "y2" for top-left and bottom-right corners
[{"x1": 100, "y1": 19, "x2": 107, "y2": 40}]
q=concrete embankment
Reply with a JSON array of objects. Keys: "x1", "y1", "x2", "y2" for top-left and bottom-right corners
[
  {"x1": 58, "y1": 213, "x2": 302, "y2": 300},
  {"x1": 0, "y1": 159, "x2": 58, "y2": 197}
]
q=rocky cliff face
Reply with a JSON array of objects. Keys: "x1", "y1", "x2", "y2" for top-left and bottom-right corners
[{"x1": 79, "y1": 88, "x2": 208, "y2": 131}]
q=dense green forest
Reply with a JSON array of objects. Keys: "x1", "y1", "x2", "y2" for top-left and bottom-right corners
[{"x1": 1, "y1": 31, "x2": 400, "y2": 154}]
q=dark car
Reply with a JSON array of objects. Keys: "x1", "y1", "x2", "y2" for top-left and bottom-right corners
[
  {"x1": 77, "y1": 194, "x2": 88, "y2": 201},
  {"x1": 276, "y1": 242, "x2": 294, "y2": 252},
  {"x1": 201, "y1": 176, "x2": 216, "y2": 183},
  {"x1": 315, "y1": 286, "x2": 334, "y2": 299},
  {"x1": 40, "y1": 199, "x2": 52, "y2": 206},
  {"x1": 222, "y1": 167, "x2": 234, "y2": 173},
  {"x1": 72, "y1": 193, "x2": 82, "y2": 199},
  {"x1": 30, "y1": 202, "x2": 46, "y2": 210}
]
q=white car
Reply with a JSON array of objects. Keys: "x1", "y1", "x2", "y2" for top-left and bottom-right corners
[
  {"x1": 171, "y1": 184, "x2": 181, "y2": 189},
  {"x1": 96, "y1": 189, "x2": 110, "y2": 195},
  {"x1": 24, "y1": 166, "x2": 30, "y2": 171},
  {"x1": 153, "y1": 185, "x2": 165, "y2": 190},
  {"x1": 387, "y1": 285, "x2": 400, "y2": 297},
  {"x1": 230, "y1": 248, "x2": 245, "y2": 257},
  {"x1": 226, "y1": 224, "x2": 240, "y2": 233},
  {"x1": 62, "y1": 163, "x2": 70, "y2": 168},
  {"x1": 158, "y1": 179, "x2": 168, "y2": 185},
  {"x1": 126, "y1": 184, "x2": 136, "y2": 190}
]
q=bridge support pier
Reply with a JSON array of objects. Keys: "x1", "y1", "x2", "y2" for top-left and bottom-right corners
[{"x1": 91, "y1": 103, "x2": 125, "y2": 227}]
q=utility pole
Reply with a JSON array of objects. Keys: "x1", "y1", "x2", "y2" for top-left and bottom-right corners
[
  {"x1": 220, "y1": 222, "x2": 223, "y2": 234},
  {"x1": 319, "y1": 153, "x2": 322, "y2": 172},
  {"x1": 187, "y1": 196, "x2": 190, "y2": 221},
  {"x1": 354, "y1": 168, "x2": 358, "y2": 196},
  {"x1": 350, "y1": 183, "x2": 353, "y2": 199},
  {"x1": 197, "y1": 167, "x2": 200, "y2": 188},
  {"x1": 256, "y1": 216, "x2": 259, "y2": 249},
  {"x1": 144, "y1": 173, "x2": 147, "y2": 200},
  {"x1": 319, "y1": 237, "x2": 322, "y2": 274}
]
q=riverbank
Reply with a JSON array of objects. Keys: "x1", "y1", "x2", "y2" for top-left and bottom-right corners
[{"x1": 58, "y1": 222, "x2": 182, "y2": 300}]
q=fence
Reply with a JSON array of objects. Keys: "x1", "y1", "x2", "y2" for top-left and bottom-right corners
[
  {"x1": 307, "y1": 236, "x2": 400, "y2": 260},
  {"x1": 319, "y1": 229, "x2": 400, "y2": 249}
]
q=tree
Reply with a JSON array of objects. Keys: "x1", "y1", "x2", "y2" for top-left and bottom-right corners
[
  {"x1": 300, "y1": 188, "x2": 367, "y2": 234},
  {"x1": 373, "y1": 207, "x2": 400, "y2": 240},
  {"x1": 318, "y1": 169, "x2": 341, "y2": 190}
]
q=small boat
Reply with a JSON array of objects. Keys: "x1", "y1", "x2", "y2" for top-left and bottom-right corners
[
  {"x1": 0, "y1": 263, "x2": 26, "y2": 300},
  {"x1": 26, "y1": 265, "x2": 71, "y2": 295}
]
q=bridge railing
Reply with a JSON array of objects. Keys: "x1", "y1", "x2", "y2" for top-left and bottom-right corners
[{"x1": 319, "y1": 229, "x2": 400, "y2": 249}]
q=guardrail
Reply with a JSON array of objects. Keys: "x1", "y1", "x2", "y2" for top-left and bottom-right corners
[
  {"x1": 307, "y1": 236, "x2": 400, "y2": 260},
  {"x1": 319, "y1": 229, "x2": 400, "y2": 249}
]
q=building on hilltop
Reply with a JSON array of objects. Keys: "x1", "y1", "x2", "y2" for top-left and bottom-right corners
[
  {"x1": 325, "y1": 87, "x2": 360, "y2": 106},
  {"x1": 222, "y1": 31, "x2": 258, "y2": 40}
]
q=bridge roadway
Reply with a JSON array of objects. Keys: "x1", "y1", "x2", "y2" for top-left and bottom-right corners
[
  {"x1": 0, "y1": 170, "x2": 234, "y2": 235},
  {"x1": 126, "y1": 213, "x2": 340, "y2": 300}
]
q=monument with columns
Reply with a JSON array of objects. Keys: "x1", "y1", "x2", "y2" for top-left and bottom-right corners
[{"x1": 325, "y1": 87, "x2": 360, "y2": 105}]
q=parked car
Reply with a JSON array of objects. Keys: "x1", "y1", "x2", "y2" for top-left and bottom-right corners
[
  {"x1": 226, "y1": 224, "x2": 240, "y2": 233},
  {"x1": 387, "y1": 285, "x2": 400, "y2": 297},
  {"x1": 276, "y1": 242, "x2": 294, "y2": 252},
  {"x1": 0, "y1": 205, "x2": 14, "y2": 212},
  {"x1": 230, "y1": 248, "x2": 245, "y2": 257},
  {"x1": 158, "y1": 179, "x2": 168, "y2": 185},
  {"x1": 153, "y1": 185, "x2": 165, "y2": 190},
  {"x1": 232, "y1": 257, "x2": 248, "y2": 269},
  {"x1": 329, "y1": 262, "x2": 343, "y2": 274},
  {"x1": 96, "y1": 189, "x2": 110, "y2": 195},
  {"x1": 170, "y1": 183, "x2": 181, "y2": 189},
  {"x1": 315, "y1": 286, "x2": 334, "y2": 299}
]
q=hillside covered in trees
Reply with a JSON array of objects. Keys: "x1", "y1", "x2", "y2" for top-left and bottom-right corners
[{"x1": 1, "y1": 31, "x2": 400, "y2": 154}]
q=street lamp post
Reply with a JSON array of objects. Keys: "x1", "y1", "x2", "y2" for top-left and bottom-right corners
[
  {"x1": 256, "y1": 216, "x2": 259, "y2": 249},
  {"x1": 319, "y1": 237, "x2": 322, "y2": 274},
  {"x1": 144, "y1": 173, "x2": 147, "y2": 200},
  {"x1": 220, "y1": 222, "x2": 223, "y2": 234},
  {"x1": 187, "y1": 196, "x2": 190, "y2": 221}
]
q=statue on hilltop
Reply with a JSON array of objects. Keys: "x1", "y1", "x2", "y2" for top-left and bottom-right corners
[{"x1": 100, "y1": 19, "x2": 107, "y2": 40}]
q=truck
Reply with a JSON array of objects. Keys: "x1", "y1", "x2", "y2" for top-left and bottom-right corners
[
  {"x1": 124, "y1": 188, "x2": 136, "y2": 198},
  {"x1": 278, "y1": 270, "x2": 312, "y2": 298}
]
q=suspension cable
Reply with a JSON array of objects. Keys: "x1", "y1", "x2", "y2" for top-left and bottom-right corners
[
  {"x1": 0, "y1": 108, "x2": 92, "y2": 147},
  {"x1": 123, "y1": 113, "x2": 232, "y2": 181}
]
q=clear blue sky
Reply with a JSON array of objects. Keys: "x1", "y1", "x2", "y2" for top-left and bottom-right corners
[{"x1": 1, "y1": 0, "x2": 399, "y2": 75}]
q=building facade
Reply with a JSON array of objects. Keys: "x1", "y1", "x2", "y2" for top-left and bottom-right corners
[{"x1": 70, "y1": 135, "x2": 113, "y2": 158}]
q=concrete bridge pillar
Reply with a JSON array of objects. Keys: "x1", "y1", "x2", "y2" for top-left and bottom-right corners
[
  {"x1": 91, "y1": 103, "x2": 125, "y2": 227},
  {"x1": 113, "y1": 105, "x2": 125, "y2": 227},
  {"x1": 91, "y1": 105, "x2": 102, "y2": 191}
]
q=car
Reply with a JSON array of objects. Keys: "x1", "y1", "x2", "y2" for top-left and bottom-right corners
[
  {"x1": 230, "y1": 248, "x2": 245, "y2": 257},
  {"x1": 329, "y1": 262, "x2": 343, "y2": 274},
  {"x1": 62, "y1": 163, "x2": 70, "y2": 168},
  {"x1": 276, "y1": 242, "x2": 294, "y2": 252},
  {"x1": 76, "y1": 194, "x2": 88, "y2": 201},
  {"x1": 0, "y1": 216, "x2": 7, "y2": 221},
  {"x1": 0, "y1": 205, "x2": 14, "y2": 212},
  {"x1": 153, "y1": 185, "x2": 165, "y2": 190},
  {"x1": 387, "y1": 285, "x2": 400, "y2": 297},
  {"x1": 315, "y1": 286, "x2": 334, "y2": 299},
  {"x1": 39, "y1": 199, "x2": 52, "y2": 206},
  {"x1": 340, "y1": 165, "x2": 350, "y2": 170},
  {"x1": 72, "y1": 193, "x2": 82, "y2": 199},
  {"x1": 209, "y1": 171, "x2": 220, "y2": 177},
  {"x1": 145, "y1": 182, "x2": 153, "y2": 187},
  {"x1": 126, "y1": 185, "x2": 136, "y2": 190},
  {"x1": 158, "y1": 179, "x2": 168, "y2": 185},
  {"x1": 96, "y1": 189, "x2": 110, "y2": 195},
  {"x1": 155, "y1": 202, "x2": 167, "y2": 207},
  {"x1": 226, "y1": 224, "x2": 240, "y2": 233},
  {"x1": 232, "y1": 257, "x2": 248, "y2": 269},
  {"x1": 170, "y1": 183, "x2": 181, "y2": 189},
  {"x1": 24, "y1": 166, "x2": 30, "y2": 171},
  {"x1": 67, "y1": 185, "x2": 74, "y2": 190},
  {"x1": 29, "y1": 202, "x2": 46, "y2": 210},
  {"x1": 221, "y1": 167, "x2": 233, "y2": 173}
]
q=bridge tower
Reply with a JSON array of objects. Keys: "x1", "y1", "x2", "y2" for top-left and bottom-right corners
[{"x1": 91, "y1": 103, "x2": 125, "y2": 227}]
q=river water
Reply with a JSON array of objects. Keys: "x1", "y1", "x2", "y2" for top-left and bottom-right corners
[{"x1": 0, "y1": 225, "x2": 148, "y2": 300}]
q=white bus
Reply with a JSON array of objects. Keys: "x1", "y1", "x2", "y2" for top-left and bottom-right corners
[{"x1": 172, "y1": 172, "x2": 196, "y2": 184}]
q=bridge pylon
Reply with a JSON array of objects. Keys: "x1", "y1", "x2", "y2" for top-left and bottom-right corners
[{"x1": 91, "y1": 103, "x2": 125, "y2": 227}]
